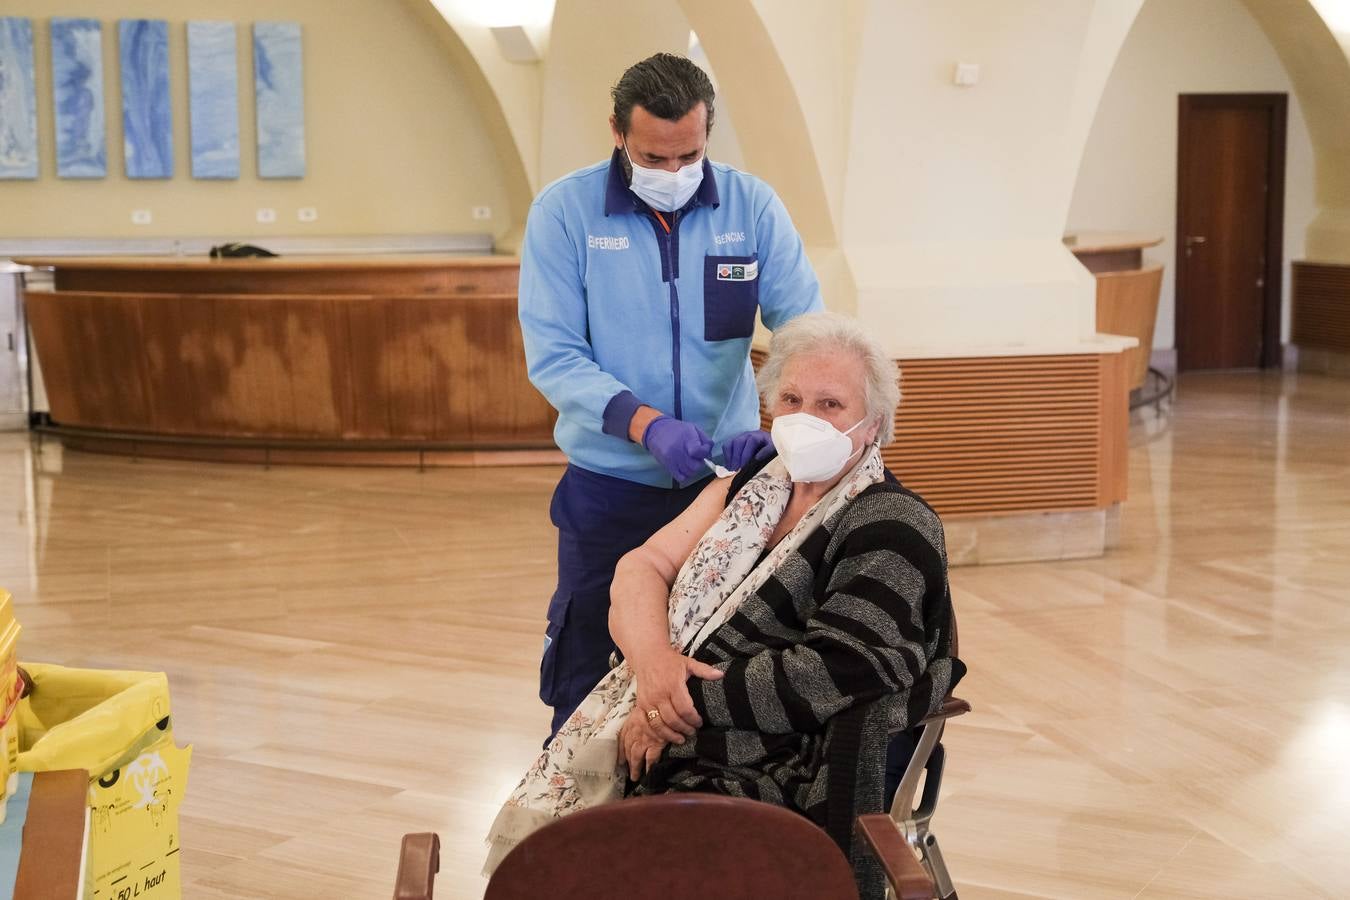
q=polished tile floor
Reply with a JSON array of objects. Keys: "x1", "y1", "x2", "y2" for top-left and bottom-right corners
[{"x1": 2, "y1": 371, "x2": 1348, "y2": 899}]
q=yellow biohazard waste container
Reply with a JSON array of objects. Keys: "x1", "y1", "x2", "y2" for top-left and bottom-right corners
[{"x1": 16, "y1": 663, "x2": 191, "y2": 900}]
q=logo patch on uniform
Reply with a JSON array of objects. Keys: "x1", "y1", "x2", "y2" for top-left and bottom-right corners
[
  {"x1": 587, "y1": 234, "x2": 630, "y2": 250},
  {"x1": 716, "y1": 260, "x2": 758, "y2": 281}
]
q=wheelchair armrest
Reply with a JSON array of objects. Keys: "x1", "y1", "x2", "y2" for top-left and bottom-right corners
[
  {"x1": 854, "y1": 814, "x2": 935, "y2": 899},
  {"x1": 393, "y1": 833, "x2": 441, "y2": 900},
  {"x1": 917, "y1": 696, "x2": 971, "y2": 727}
]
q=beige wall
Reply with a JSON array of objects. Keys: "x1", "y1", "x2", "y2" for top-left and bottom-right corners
[
  {"x1": 417, "y1": 1, "x2": 749, "y2": 252},
  {"x1": 10, "y1": 0, "x2": 1347, "y2": 358},
  {"x1": 538, "y1": 1, "x2": 690, "y2": 187},
  {"x1": 684, "y1": 0, "x2": 861, "y2": 310},
  {"x1": 688, "y1": 36, "x2": 746, "y2": 173},
  {"x1": 1, "y1": 0, "x2": 515, "y2": 240},
  {"x1": 1243, "y1": 0, "x2": 1350, "y2": 263},
  {"x1": 1068, "y1": 0, "x2": 1318, "y2": 348},
  {"x1": 838, "y1": 0, "x2": 1116, "y2": 353}
]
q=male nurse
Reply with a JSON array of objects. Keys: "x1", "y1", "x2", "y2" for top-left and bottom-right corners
[{"x1": 519, "y1": 53, "x2": 823, "y2": 737}]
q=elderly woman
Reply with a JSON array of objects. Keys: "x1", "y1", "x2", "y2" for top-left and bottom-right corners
[{"x1": 486, "y1": 312, "x2": 963, "y2": 880}]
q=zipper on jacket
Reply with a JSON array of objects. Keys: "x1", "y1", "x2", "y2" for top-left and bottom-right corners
[
  {"x1": 667, "y1": 228, "x2": 682, "y2": 421},
  {"x1": 649, "y1": 208, "x2": 684, "y2": 425}
]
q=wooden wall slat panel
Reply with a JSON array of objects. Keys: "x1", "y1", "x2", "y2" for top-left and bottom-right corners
[
  {"x1": 1292, "y1": 263, "x2": 1350, "y2": 352},
  {"x1": 1097, "y1": 348, "x2": 1129, "y2": 505},
  {"x1": 752, "y1": 349, "x2": 1127, "y2": 517}
]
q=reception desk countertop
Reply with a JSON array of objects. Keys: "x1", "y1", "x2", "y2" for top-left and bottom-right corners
[
  {"x1": 1063, "y1": 232, "x2": 1163, "y2": 275},
  {"x1": 14, "y1": 253, "x2": 521, "y2": 271},
  {"x1": 14, "y1": 254, "x2": 523, "y2": 296},
  {"x1": 1062, "y1": 232, "x2": 1163, "y2": 254}
]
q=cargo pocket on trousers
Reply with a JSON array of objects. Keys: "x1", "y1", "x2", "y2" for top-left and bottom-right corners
[{"x1": 538, "y1": 590, "x2": 572, "y2": 706}]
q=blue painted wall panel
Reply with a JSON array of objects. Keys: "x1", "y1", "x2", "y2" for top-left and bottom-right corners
[
  {"x1": 0, "y1": 18, "x2": 38, "y2": 179},
  {"x1": 253, "y1": 22, "x2": 304, "y2": 178},
  {"x1": 119, "y1": 19, "x2": 173, "y2": 179},
  {"x1": 188, "y1": 21, "x2": 239, "y2": 179},
  {"x1": 51, "y1": 17, "x2": 106, "y2": 178}
]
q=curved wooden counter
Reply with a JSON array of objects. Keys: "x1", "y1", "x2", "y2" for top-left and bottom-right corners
[
  {"x1": 1063, "y1": 233, "x2": 1165, "y2": 391},
  {"x1": 1063, "y1": 232, "x2": 1163, "y2": 274},
  {"x1": 17, "y1": 255, "x2": 562, "y2": 467}
]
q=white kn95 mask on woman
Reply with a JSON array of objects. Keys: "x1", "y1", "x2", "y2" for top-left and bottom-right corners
[
  {"x1": 770, "y1": 413, "x2": 869, "y2": 483},
  {"x1": 623, "y1": 141, "x2": 704, "y2": 212}
]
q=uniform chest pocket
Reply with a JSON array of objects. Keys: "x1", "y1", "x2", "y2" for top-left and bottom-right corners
[{"x1": 703, "y1": 254, "x2": 760, "y2": 341}]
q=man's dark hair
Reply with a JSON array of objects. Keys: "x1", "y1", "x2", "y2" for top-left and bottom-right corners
[{"x1": 611, "y1": 53, "x2": 715, "y2": 135}]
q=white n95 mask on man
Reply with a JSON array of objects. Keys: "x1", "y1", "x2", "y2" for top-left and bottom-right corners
[
  {"x1": 770, "y1": 413, "x2": 869, "y2": 483},
  {"x1": 623, "y1": 141, "x2": 704, "y2": 212}
]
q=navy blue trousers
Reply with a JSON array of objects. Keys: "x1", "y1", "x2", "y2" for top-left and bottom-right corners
[{"x1": 540, "y1": 465, "x2": 709, "y2": 738}]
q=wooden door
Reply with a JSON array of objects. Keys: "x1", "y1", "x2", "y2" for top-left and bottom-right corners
[{"x1": 1176, "y1": 94, "x2": 1286, "y2": 370}]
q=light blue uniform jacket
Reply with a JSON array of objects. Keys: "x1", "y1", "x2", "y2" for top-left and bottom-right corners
[{"x1": 519, "y1": 149, "x2": 823, "y2": 488}]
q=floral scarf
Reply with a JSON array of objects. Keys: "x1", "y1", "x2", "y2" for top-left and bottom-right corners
[{"x1": 483, "y1": 447, "x2": 885, "y2": 873}]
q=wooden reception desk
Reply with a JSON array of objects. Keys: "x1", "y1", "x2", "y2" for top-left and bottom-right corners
[
  {"x1": 17, "y1": 255, "x2": 562, "y2": 466},
  {"x1": 1064, "y1": 233, "x2": 1164, "y2": 391}
]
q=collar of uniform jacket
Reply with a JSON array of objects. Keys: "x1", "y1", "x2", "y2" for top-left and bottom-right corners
[{"x1": 602, "y1": 147, "x2": 721, "y2": 217}]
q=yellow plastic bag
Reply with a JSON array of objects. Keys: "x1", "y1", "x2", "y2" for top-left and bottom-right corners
[
  {"x1": 17, "y1": 663, "x2": 191, "y2": 900},
  {"x1": 0, "y1": 589, "x2": 21, "y2": 821}
]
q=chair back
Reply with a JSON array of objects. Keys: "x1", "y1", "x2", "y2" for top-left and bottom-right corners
[{"x1": 485, "y1": 793, "x2": 859, "y2": 899}]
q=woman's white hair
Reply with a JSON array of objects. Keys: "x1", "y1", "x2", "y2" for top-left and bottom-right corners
[{"x1": 756, "y1": 312, "x2": 901, "y2": 446}]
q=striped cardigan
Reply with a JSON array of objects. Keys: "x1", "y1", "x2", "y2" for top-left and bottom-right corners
[{"x1": 631, "y1": 473, "x2": 964, "y2": 896}]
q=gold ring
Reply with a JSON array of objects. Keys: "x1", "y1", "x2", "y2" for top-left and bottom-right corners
[{"x1": 646, "y1": 709, "x2": 661, "y2": 722}]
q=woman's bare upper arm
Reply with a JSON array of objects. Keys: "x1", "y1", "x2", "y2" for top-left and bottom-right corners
[{"x1": 627, "y1": 476, "x2": 732, "y2": 585}]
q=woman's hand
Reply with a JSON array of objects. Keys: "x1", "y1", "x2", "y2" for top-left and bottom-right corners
[
  {"x1": 631, "y1": 648, "x2": 725, "y2": 744},
  {"x1": 618, "y1": 712, "x2": 668, "y2": 782}
]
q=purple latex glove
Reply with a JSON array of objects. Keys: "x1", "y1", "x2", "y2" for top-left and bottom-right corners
[
  {"x1": 722, "y1": 429, "x2": 775, "y2": 471},
  {"x1": 642, "y1": 416, "x2": 714, "y2": 482}
]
